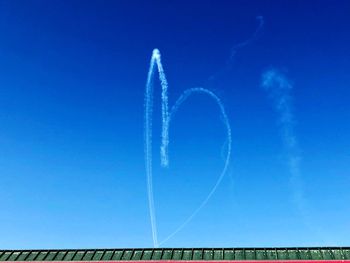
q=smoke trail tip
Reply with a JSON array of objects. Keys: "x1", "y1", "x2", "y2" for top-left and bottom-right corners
[{"x1": 152, "y1": 48, "x2": 161, "y2": 59}]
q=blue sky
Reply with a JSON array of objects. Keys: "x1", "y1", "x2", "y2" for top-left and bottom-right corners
[{"x1": 0, "y1": 0, "x2": 349, "y2": 249}]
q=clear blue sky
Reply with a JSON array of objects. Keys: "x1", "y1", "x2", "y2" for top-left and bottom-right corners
[{"x1": 0, "y1": 0, "x2": 349, "y2": 249}]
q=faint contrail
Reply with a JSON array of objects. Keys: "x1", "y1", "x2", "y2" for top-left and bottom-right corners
[
  {"x1": 229, "y1": 16, "x2": 264, "y2": 60},
  {"x1": 208, "y1": 16, "x2": 264, "y2": 84},
  {"x1": 261, "y1": 69, "x2": 306, "y2": 221},
  {"x1": 144, "y1": 49, "x2": 232, "y2": 247}
]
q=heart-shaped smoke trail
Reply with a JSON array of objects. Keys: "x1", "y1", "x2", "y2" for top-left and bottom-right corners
[{"x1": 144, "y1": 49, "x2": 232, "y2": 247}]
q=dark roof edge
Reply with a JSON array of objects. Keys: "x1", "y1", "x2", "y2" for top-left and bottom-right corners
[{"x1": 1, "y1": 247, "x2": 350, "y2": 251}]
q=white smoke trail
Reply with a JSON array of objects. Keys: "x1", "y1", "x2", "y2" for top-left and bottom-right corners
[
  {"x1": 144, "y1": 49, "x2": 232, "y2": 247},
  {"x1": 145, "y1": 49, "x2": 172, "y2": 247},
  {"x1": 158, "y1": 87, "x2": 232, "y2": 246},
  {"x1": 144, "y1": 49, "x2": 159, "y2": 247},
  {"x1": 261, "y1": 69, "x2": 306, "y2": 220},
  {"x1": 150, "y1": 49, "x2": 170, "y2": 168}
]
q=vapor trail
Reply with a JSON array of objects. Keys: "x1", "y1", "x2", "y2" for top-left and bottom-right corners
[
  {"x1": 145, "y1": 49, "x2": 160, "y2": 247},
  {"x1": 145, "y1": 49, "x2": 232, "y2": 247},
  {"x1": 159, "y1": 87, "x2": 231, "y2": 246},
  {"x1": 261, "y1": 69, "x2": 306, "y2": 219},
  {"x1": 145, "y1": 48, "x2": 173, "y2": 247}
]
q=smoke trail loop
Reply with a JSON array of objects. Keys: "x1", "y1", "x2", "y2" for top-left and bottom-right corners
[{"x1": 158, "y1": 87, "x2": 231, "y2": 246}]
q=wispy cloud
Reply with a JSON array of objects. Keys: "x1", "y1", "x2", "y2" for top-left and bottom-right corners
[
  {"x1": 261, "y1": 69, "x2": 305, "y2": 205},
  {"x1": 261, "y1": 69, "x2": 313, "y2": 232}
]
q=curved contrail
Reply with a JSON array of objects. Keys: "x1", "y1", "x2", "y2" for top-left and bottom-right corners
[
  {"x1": 159, "y1": 87, "x2": 232, "y2": 246},
  {"x1": 144, "y1": 49, "x2": 232, "y2": 247}
]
